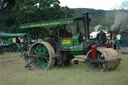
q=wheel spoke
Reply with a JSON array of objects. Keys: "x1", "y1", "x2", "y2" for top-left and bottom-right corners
[
  {"x1": 36, "y1": 59, "x2": 44, "y2": 69},
  {"x1": 37, "y1": 46, "x2": 41, "y2": 54},
  {"x1": 44, "y1": 56, "x2": 49, "y2": 60},
  {"x1": 40, "y1": 45, "x2": 47, "y2": 53},
  {"x1": 34, "y1": 46, "x2": 41, "y2": 55},
  {"x1": 44, "y1": 51, "x2": 49, "y2": 56},
  {"x1": 44, "y1": 57, "x2": 49, "y2": 62},
  {"x1": 98, "y1": 64, "x2": 102, "y2": 70},
  {"x1": 34, "y1": 47, "x2": 38, "y2": 54}
]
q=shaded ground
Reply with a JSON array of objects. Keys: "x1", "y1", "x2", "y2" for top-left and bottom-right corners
[{"x1": 0, "y1": 52, "x2": 128, "y2": 85}]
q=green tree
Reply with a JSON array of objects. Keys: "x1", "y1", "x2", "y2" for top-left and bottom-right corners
[{"x1": 0, "y1": 0, "x2": 74, "y2": 32}]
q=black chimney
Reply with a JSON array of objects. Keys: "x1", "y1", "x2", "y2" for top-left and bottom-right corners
[{"x1": 83, "y1": 12, "x2": 90, "y2": 41}]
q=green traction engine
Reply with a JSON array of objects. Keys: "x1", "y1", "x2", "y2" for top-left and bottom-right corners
[
  {"x1": 0, "y1": 33, "x2": 25, "y2": 53},
  {"x1": 20, "y1": 12, "x2": 121, "y2": 71}
]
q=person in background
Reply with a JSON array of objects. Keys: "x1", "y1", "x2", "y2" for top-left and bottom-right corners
[
  {"x1": 113, "y1": 34, "x2": 116, "y2": 40},
  {"x1": 113, "y1": 34, "x2": 117, "y2": 49},
  {"x1": 116, "y1": 33, "x2": 121, "y2": 49}
]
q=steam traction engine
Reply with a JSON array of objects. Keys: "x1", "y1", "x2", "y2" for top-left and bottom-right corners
[
  {"x1": 0, "y1": 33, "x2": 25, "y2": 53},
  {"x1": 20, "y1": 12, "x2": 121, "y2": 71}
]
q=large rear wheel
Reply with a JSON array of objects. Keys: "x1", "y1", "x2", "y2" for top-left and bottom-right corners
[
  {"x1": 28, "y1": 41, "x2": 55, "y2": 70},
  {"x1": 8, "y1": 43, "x2": 19, "y2": 52}
]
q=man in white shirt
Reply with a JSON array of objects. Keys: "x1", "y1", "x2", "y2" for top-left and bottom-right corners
[
  {"x1": 116, "y1": 33, "x2": 121, "y2": 49},
  {"x1": 116, "y1": 33, "x2": 121, "y2": 40}
]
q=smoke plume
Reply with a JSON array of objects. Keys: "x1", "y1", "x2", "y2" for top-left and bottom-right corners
[{"x1": 111, "y1": 11, "x2": 128, "y2": 31}]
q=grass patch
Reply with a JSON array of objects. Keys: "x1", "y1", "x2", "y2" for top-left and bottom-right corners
[{"x1": 0, "y1": 53, "x2": 128, "y2": 85}]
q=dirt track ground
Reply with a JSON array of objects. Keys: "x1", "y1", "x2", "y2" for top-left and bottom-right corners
[{"x1": 0, "y1": 52, "x2": 128, "y2": 85}]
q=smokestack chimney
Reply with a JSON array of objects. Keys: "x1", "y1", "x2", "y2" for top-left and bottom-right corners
[{"x1": 83, "y1": 12, "x2": 90, "y2": 41}]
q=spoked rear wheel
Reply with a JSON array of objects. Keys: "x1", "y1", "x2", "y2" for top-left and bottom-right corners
[
  {"x1": 8, "y1": 43, "x2": 19, "y2": 52},
  {"x1": 28, "y1": 41, "x2": 55, "y2": 70}
]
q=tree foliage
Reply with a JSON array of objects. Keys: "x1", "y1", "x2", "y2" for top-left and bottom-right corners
[{"x1": 0, "y1": 0, "x2": 74, "y2": 32}]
